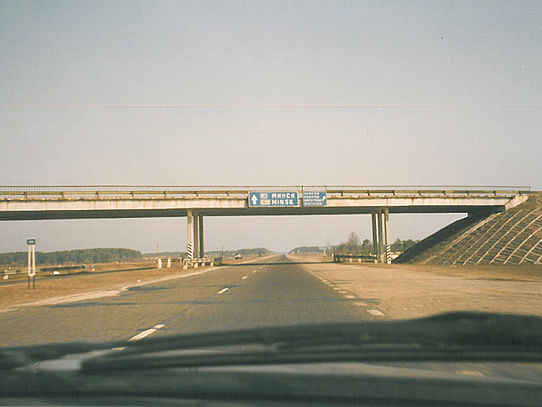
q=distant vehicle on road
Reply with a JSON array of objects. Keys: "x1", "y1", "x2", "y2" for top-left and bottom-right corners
[{"x1": 233, "y1": 253, "x2": 243, "y2": 259}]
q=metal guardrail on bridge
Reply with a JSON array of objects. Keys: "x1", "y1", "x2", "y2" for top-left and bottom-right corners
[
  {"x1": 0, "y1": 185, "x2": 531, "y2": 200},
  {"x1": 333, "y1": 254, "x2": 378, "y2": 263}
]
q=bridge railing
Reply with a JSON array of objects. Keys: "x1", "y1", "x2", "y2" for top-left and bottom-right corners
[{"x1": 0, "y1": 185, "x2": 531, "y2": 200}]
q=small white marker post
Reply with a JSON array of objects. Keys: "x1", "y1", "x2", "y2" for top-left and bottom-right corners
[
  {"x1": 167, "y1": 257, "x2": 171, "y2": 268},
  {"x1": 157, "y1": 258, "x2": 162, "y2": 269},
  {"x1": 26, "y1": 239, "x2": 36, "y2": 289}
]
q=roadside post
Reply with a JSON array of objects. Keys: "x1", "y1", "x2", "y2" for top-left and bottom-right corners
[{"x1": 26, "y1": 239, "x2": 36, "y2": 289}]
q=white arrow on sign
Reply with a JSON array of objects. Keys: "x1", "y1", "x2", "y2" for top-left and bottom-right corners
[
  {"x1": 251, "y1": 194, "x2": 258, "y2": 205},
  {"x1": 322, "y1": 195, "x2": 326, "y2": 202}
]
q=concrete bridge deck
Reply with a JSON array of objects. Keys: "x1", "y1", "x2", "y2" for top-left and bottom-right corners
[
  {"x1": 0, "y1": 185, "x2": 531, "y2": 220},
  {"x1": 0, "y1": 185, "x2": 532, "y2": 265}
]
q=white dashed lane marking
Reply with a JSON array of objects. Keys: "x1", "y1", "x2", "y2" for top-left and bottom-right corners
[
  {"x1": 242, "y1": 275, "x2": 248, "y2": 280},
  {"x1": 128, "y1": 324, "x2": 165, "y2": 342},
  {"x1": 217, "y1": 287, "x2": 229, "y2": 294},
  {"x1": 367, "y1": 309, "x2": 385, "y2": 317},
  {"x1": 315, "y1": 274, "x2": 375, "y2": 310}
]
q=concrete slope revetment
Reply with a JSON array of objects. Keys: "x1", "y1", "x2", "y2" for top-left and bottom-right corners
[{"x1": 394, "y1": 194, "x2": 542, "y2": 265}]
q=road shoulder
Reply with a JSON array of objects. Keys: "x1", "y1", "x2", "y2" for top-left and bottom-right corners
[{"x1": 290, "y1": 255, "x2": 542, "y2": 319}]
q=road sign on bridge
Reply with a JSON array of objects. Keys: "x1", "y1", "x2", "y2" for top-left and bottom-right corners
[
  {"x1": 303, "y1": 191, "x2": 327, "y2": 206},
  {"x1": 249, "y1": 191, "x2": 299, "y2": 207}
]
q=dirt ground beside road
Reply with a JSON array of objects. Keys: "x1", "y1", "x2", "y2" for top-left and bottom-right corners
[
  {"x1": 294, "y1": 256, "x2": 542, "y2": 319},
  {"x1": 0, "y1": 265, "x2": 208, "y2": 313}
]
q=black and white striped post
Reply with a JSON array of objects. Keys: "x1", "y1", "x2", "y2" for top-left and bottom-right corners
[
  {"x1": 384, "y1": 208, "x2": 391, "y2": 264},
  {"x1": 187, "y1": 211, "x2": 194, "y2": 262}
]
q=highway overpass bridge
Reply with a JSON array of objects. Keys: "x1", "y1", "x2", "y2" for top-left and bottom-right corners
[{"x1": 0, "y1": 185, "x2": 531, "y2": 264}]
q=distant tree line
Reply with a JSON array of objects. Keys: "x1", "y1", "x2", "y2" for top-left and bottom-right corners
[
  {"x1": 210, "y1": 248, "x2": 271, "y2": 257},
  {"x1": 0, "y1": 248, "x2": 142, "y2": 266},
  {"x1": 289, "y1": 246, "x2": 323, "y2": 254},
  {"x1": 332, "y1": 232, "x2": 419, "y2": 255},
  {"x1": 143, "y1": 248, "x2": 273, "y2": 259}
]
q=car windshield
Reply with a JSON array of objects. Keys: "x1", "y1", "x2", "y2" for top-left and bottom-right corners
[{"x1": 1, "y1": 1, "x2": 541, "y2": 405}]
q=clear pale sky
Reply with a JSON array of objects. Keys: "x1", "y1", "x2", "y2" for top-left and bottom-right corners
[{"x1": 1, "y1": 1, "x2": 540, "y2": 253}]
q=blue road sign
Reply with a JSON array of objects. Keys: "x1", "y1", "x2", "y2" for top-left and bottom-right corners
[
  {"x1": 249, "y1": 191, "x2": 299, "y2": 207},
  {"x1": 302, "y1": 191, "x2": 327, "y2": 206}
]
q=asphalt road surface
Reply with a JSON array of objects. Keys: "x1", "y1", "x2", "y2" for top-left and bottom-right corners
[{"x1": 0, "y1": 255, "x2": 371, "y2": 347}]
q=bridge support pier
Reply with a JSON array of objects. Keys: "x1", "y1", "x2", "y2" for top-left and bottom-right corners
[
  {"x1": 371, "y1": 212, "x2": 378, "y2": 260},
  {"x1": 371, "y1": 209, "x2": 391, "y2": 264},
  {"x1": 186, "y1": 211, "x2": 205, "y2": 264},
  {"x1": 377, "y1": 211, "x2": 384, "y2": 263},
  {"x1": 193, "y1": 214, "x2": 199, "y2": 265},
  {"x1": 198, "y1": 215, "x2": 204, "y2": 258}
]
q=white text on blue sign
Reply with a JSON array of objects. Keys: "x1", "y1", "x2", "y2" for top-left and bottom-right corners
[
  {"x1": 302, "y1": 191, "x2": 327, "y2": 206},
  {"x1": 249, "y1": 192, "x2": 299, "y2": 207}
]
